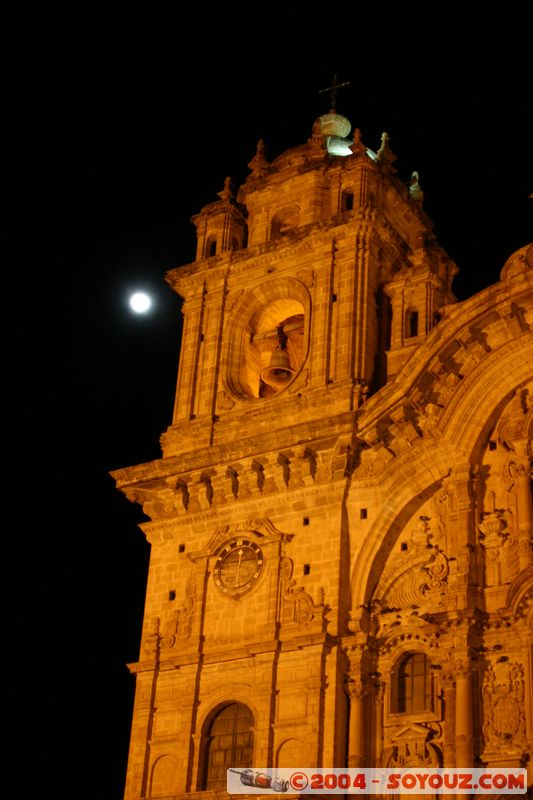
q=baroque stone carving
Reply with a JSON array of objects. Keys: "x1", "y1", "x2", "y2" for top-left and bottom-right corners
[
  {"x1": 431, "y1": 480, "x2": 457, "y2": 544},
  {"x1": 201, "y1": 517, "x2": 292, "y2": 560},
  {"x1": 482, "y1": 661, "x2": 526, "y2": 753},
  {"x1": 376, "y1": 519, "x2": 450, "y2": 611},
  {"x1": 280, "y1": 557, "x2": 322, "y2": 626},
  {"x1": 353, "y1": 445, "x2": 394, "y2": 480},
  {"x1": 344, "y1": 675, "x2": 367, "y2": 701},
  {"x1": 387, "y1": 723, "x2": 442, "y2": 767},
  {"x1": 161, "y1": 578, "x2": 196, "y2": 647},
  {"x1": 478, "y1": 511, "x2": 513, "y2": 587},
  {"x1": 497, "y1": 385, "x2": 533, "y2": 446},
  {"x1": 421, "y1": 550, "x2": 450, "y2": 596},
  {"x1": 417, "y1": 402, "x2": 442, "y2": 433}
]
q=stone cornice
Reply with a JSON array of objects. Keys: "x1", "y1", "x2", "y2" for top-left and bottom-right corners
[
  {"x1": 165, "y1": 210, "x2": 402, "y2": 297},
  {"x1": 111, "y1": 412, "x2": 355, "y2": 488},
  {"x1": 128, "y1": 631, "x2": 336, "y2": 673},
  {"x1": 137, "y1": 471, "x2": 347, "y2": 540}
]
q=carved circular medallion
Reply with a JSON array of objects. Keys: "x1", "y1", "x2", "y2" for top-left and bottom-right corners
[
  {"x1": 493, "y1": 695, "x2": 520, "y2": 737},
  {"x1": 213, "y1": 539, "x2": 264, "y2": 597}
]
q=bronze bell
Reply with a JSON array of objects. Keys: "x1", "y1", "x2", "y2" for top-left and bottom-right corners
[{"x1": 260, "y1": 347, "x2": 295, "y2": 389}]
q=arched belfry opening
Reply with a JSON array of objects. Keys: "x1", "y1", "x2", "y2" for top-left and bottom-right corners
[
  {"x1": 242, "y1": 301, "x2": 305, "y2": 398},
  {"x1": 270, "y1": 205, "x2": 299, "y2": 241},
  {"x1": 405, "y1": 308, "x2": 419, "y2": 338}
]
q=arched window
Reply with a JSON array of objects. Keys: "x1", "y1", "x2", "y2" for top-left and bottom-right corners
[
  {"x1": 405, "y1": 308, "x2": 419, "y2": 338},
  {"x1": 203, "y1": 703, "x2": 254, "y2": 790},
  {"x1": 270, "y1": 206, "x2": 299, "y2": 240},
  {"x1": 397, "y1": 653, "x2": 431, "y2": 713},
  {"x1": 206, "y1": 235, "x2": 217, "y2": 257},
  {"x1": 341, "y1": 188, "x2": 354, "y2": 212}
]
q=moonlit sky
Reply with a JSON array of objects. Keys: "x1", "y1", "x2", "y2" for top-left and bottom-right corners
[
  {"x1": 129, "y1": 291, "x2": 152, "y2": 313},
  {"x1": 48, "y1": 12, "x2": 532, "y2": 799}
]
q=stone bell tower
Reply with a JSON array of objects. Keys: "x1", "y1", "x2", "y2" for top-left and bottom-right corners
[{"x1": 112, "y1": 101, "x2": 533, "y2": 799}]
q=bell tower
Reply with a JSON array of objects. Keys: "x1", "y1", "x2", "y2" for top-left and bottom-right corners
[
  {"x1": 161, "y1": 112, "x2": 455, "y2": 461},
  {"x1": 112, "y1": 107, "x2": 473, "y2": 800},
  {"x1": 114, "y1": 109, "x2": 455, "y2": 800}
]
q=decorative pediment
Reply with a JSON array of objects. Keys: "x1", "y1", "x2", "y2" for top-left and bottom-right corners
[
  {"x1": 375, "y1": 609, "x2": 437, "y2": 646},
  {"x1": 393, "y1": 722, "x2": 433, "y2": 741},
  {"x1": 189, "y1": 517, "x2": 293, "y2": 561},
  {"x1": 387, "y1": 722, "x2": 442, "y2": 767}
]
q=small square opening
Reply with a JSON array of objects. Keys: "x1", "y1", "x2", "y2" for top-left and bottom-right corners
[
  {"x1": 360, "y1": 508, "x2": 368, "y2": 520},
  {"x1": 178, "y1": 543, "x2": 185, "y2": 553},
  {"x1": 303, "y1": 517, "x2": 310, "y2": 526},
  {"x1": 168, "y1": 590, "x2": 176, "y2": 601},
  {"x1": 303, "y1": 564, "x2": 311, "y2": 575}
]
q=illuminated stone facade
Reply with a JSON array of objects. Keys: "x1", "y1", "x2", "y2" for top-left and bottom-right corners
[{"x1": 112, "y1": 114, "x2": 533, "y2": 799}]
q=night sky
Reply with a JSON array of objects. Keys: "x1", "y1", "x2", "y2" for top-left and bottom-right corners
[{"x1": 49, "y1": 14, "x2": 531, "y2": 799}]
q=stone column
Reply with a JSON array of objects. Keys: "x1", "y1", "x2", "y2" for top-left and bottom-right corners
[
  {"x1": 346, "y1": 679, "x2": 366, "y2": 767},
  {"x1": 172, "y1": 294, "x2": 204, "y2": 422},
  {"x1": 440, "y1": 670, "x2": 456, "y2": 768},
  {"x1": 454, "y1": 662, "x2": 474, "y2": 767},
  {"x1": 373, "y1": 680, "x2": 385, "y2": 766},
  {"x1": 190, "y1": 731, "x2": 202, "y2": 791},
  {"x1": 445, "y1": 466, "x2": 478, "y2": 610},
  {"x1": 343, "y1": 628, "x2": 370, "y2": 767},
  {"x1": 514, "y1": 460, "x2": 533, "y2": 569},
  {"x1": 196, "y1": 275, "x2": 227, "y2": 420}
]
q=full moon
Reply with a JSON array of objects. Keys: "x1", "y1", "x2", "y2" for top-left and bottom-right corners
[{"x1": 129, "y1": 292, "x2": 152, "y2": 313}]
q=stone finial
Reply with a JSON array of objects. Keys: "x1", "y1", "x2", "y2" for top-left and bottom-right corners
[
  {"x1": 350, "y1": 128, "x2": 368, "y2": 159},
  {"x1": 247, "y1": 139, "x2": 269, "y2": 177},
  {"x1": 307, "y1": 118, "x2": 327, "y2": 154},
  {"x1": 217, "y1": 175, "x2": 234, "y2": 202},
  {"x1": 409, "y1": 171, "x2": 424, "y2": 204},
  {"x1": 376, "y1": 131, "x2": 397, "y2": 172}
]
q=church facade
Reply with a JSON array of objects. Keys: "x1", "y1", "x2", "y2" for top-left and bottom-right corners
[{"x1": 112, "y1": 110, "x2": 533, "y2": 799}]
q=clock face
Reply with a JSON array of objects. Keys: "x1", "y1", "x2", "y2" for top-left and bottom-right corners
[{"x1": 213, "y1": 539, "x2": 264, "y2": 597}]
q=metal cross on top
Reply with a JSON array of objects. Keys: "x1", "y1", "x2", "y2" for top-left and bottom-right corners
[{"x1": 319, "y1": 74, "x2": 351, "y2": 111}]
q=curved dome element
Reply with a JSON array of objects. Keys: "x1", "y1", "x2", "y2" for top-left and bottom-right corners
[
  {"x1": 500, "y1": 242, "x2": 533, "y2": 282},
  {"x1": 319, "y1": 112, "x2": 351, "y2": 138},
  {"x1": 271, "y1": 144, "x2": 311, "y2": 169}
]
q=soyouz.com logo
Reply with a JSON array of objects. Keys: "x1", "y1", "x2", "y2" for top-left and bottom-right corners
[{"x1": 227, "y1": 767, "x2": 527, "y2": 794}]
